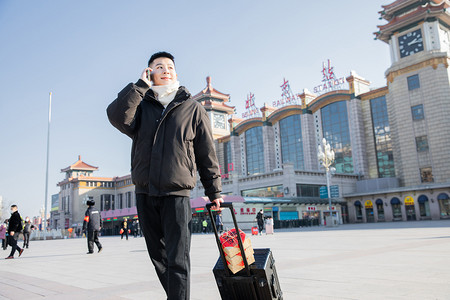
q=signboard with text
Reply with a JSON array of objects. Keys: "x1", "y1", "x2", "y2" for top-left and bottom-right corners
[{"x1": 313, "y1": 59, "x2": 346, "y2": 95}]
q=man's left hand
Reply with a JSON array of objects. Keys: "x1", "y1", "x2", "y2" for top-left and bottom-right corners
[{"x1": 211, "y1": 198, "x2": 224, "y2": 210}]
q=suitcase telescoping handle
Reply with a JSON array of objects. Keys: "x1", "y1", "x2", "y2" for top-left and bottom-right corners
[{"x1": 206, "y1": 202, "x2": 251, "y2": 276}]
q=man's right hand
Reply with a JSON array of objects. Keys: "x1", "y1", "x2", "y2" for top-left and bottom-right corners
[
  {"x1": 140, "y1": 67, "x2": 153, "y2": 87},
  {"x1": 10, "y1": 231, "x2": 14, "y2": 236}
]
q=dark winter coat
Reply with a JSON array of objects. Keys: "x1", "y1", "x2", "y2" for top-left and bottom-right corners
[
  {"x1": 107, "y1": 80, "x2": 222, "y2": 201},
  {"x1": 83, "y1": 206, "x2": 103, "y2": 231},
  {"x1": 23, "y1": 222, "x2": 34, "y2": 233},
  {"x1": 8, "y1": 211, "x2": 22, "y2": 234}
]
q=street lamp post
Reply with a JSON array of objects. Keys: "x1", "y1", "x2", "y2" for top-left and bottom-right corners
[{"x1": 317, "y1": 138, "x2": 335, "y2": 220}]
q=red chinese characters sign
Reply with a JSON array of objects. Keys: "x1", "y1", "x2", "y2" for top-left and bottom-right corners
[
  {"x1": 272, "y1": 78, "x2": 300, "y2": 108},
  {"x1": 240, "y1": 207, "x2": 257, "y2": 215},
  {"x1": 241, "y1": 92, "x2": 261, "y2": 119},
  {"x1": 313, "y1": 59, "x2": 346, "y2": 95}
]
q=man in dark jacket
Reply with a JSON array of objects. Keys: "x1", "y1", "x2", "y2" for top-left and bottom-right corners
[
  {"x1": 107, "y1": 51, "x2": 223, "y2": 300},
  {"x1": 82, "y1": 200, "x2": 103, "y2": 254},
  {"x1": 5, "y1": 205, "x2": 24, "y2": 259}
]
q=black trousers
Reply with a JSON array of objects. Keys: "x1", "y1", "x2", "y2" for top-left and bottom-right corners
[
  {"x1": 87, "y1": 230, "x2": 102, "y2": 253},
  {"x1": 8, "y1": 234, "x2": 21, "y2": 257},
  {"x1": 23, "y1": 232, "x2": 30, "y2": 247},
  {"x1": 258, "y1": 222, "x2": 264, "y2": 233},
  {"x1": 121, "y1": 229, "x2": 128, "y2": 240},
  {"x1": 136, "y1": 194, "x2": 192, "y2": 300}
]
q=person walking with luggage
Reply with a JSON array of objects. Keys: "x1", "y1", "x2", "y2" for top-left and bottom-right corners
[
  {"x1": 107, "y1": 51, "x2": 223, "y2": 300},
  {"x1": 22, "y1": 217, "x2": 34, "y2": 249},
  {"x1": 120, "y1": 218, "x2": 129, "y2": 240},
  {"x1": 82, "y1": 200, "x2": 103, "y2": 254},
  {"x1": 256, "y1": 209, "x2": 265, "y2": 235},
  {"x1": 5, "y1": 205, "x2": 24, "y2": 259}
]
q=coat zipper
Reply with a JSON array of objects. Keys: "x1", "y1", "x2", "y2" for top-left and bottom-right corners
[{"x1": 152, "y1": 101, "x2": 183, "y2": 194}]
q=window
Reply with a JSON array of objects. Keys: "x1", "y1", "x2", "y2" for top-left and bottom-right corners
[
  {"x1": 375, "y1": 199, "x2": 384, "y2": 220},
  {"x1": 117, "y1": 194, "x2": 123, "y2": 209},
  {"x1": 418, "y1": 195, "x2": 430, "y2": 217},
  {"x1": 407, "y1": 74, "x2": 420, "y2": 90},
  {"x1": 241, "y1": 185, "x2": 283, "y2": 198},
  {"x1": 411, "y1": 104, "x2": 424, "y2": 120},
  {"x1": 354, "y1": 201, "x2": 362, "y2": 220},
  {"x1": 126, "y1": 192, "x2": 132, "y2": 208},
  {"x1": 370, "y1": 96, "x2": 395, "y2": 178},
  {"x1": 415, "y1": 136, "x2": 429, "y2": 152},
  {"x1": 223, "y1": 141, "x2": 232, "y2": 177},
  {"x1": 279, "y1": 114, "x2": 304, "y2": 170},
  {"x1": 245, "y1": 126, "x2": 265, "y2": 175},
  {"x1": 390, "y1": 197, "x2": 402, "y2": 219},
  {"x1": 438, "y1": 193, "x2": 450, "y2": 217},
  {"x1": 420, "y1": 167, "x2": 434, "y2": 183},
  {"x1": 64, "y1": 196, "x2": 70, "y2": 214},
  {"x1": 321, "y1": 101, "x2": 353, "y2": 174},
  {"x1": 296, "y1": 184, "x2": 321, "y2": 197}
]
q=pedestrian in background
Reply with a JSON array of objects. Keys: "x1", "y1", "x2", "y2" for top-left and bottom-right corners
[
  {"x1": 22, "y1": 217, "x2": 34, "y2": 249},
  {"x1": 0, "y1": 221, "x2": 6, "y2": 250},
  {"x1": 202, "y1": 219, "x2": 208, "y2": 234},
  {"x1": 215, "y1": 213, "x2": 223, "y2": 233},
  {"x1": 5, "y1": 205, "x2": 24, "y2": 259},
  {"x1": 82, "y1": 200, "x2": 103, "y2": 254},
  {"x1": 2, "y1": 220, "x2": 9, "y2": 250},
  {"x1": 120, "y1": 218, "x2": 129, "y2": 240},
  {"x1": 256, "y1": 209, "x2": 265, "y2": 235}
]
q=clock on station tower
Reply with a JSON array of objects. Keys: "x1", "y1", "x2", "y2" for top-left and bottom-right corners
[{"x1": 398, "y1": 28, "x2": 424, "y2": 58}]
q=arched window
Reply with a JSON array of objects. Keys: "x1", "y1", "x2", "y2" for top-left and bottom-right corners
[
  {"x1": 418, "y1": 195, "x2": 430, "y2": 217},
  {"x1": 376, "y1": 199, "x2": 384, "y2": 220},
  {"x1": 437, "y1": 193, "x2": 450, "y2": 217},
  {"x1": 390, "y1": 197, "x2": 402, "y2": 219},
  {"x1": 279, "y1": 114, "x2": 304, "y2": 169},
  {"x1": 354, "y1": 201, "x2": 362, "y2": 220}
]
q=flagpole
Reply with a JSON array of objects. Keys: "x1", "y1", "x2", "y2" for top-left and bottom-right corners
[{"x1": 43, "y1": 92, "x2": 52, "y2": 240}]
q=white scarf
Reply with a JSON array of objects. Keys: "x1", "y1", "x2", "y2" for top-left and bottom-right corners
[{"x1": 151, "y1": 81, "x2": 180, "y2": 107}]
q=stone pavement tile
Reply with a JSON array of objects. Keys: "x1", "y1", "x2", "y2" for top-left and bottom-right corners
[{"x1": 1, "y1": 221, "x2": 450, "y2": 299}]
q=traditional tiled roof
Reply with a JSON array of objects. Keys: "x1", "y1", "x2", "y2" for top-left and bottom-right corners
[
  {"x1": 375, "y1": 1, "x2": 449, "y2": 42},
  {"x1": 192, "y1": 76, "x2": 232, "y2": 103},
  {"x1": 60, "y1": 155, "x2": 98, "y2": 172}
]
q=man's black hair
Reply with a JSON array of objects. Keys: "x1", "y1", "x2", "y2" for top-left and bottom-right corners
[
  {"x1": 11, "y1": 205, "x2": 17, "y2": 208},
  {"x1": 148, "y1": 51, "x2": 175, "y2": 66}
]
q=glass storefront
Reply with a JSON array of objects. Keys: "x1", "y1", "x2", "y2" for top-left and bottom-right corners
[
  {"x1": 391, "y1": 197, "x2": 402, "y2": 220},
  {"x1": 354, "y1": 201, "x2": 362, "y2": 221},
  {"x1": 438, "y1": 193, "x2": 450, "y2": 218},
  {"x1": 321, "y1": 101, "x2": 353, "y2": 174},
  {"x1": 418, "y1": 195, "x2": 430, "y2": 218},
  {"x1": 241, "y1": 185, "x2": 283, "y2": 198},
  {"x1": 279, "y1": 114, "x2": 304, "y2": 170},
  {"x1": 375, "y1": 199, "x2": 385, "y2": 220},
  {"x1": 370, "y1": 96, "x2": 395, "y2": 178},
  {"x1": 245, "y1": 126, "x2": 265, "y2": 175}
]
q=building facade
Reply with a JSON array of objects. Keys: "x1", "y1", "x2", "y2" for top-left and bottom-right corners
[{"x1": 51, "y1": 0, "x2": 450, "y2": 230}]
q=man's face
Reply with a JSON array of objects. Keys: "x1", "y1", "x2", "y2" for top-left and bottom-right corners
[
  {"x1": 10, "y1": 207, "x2": 17, "y2": 213},
  {"x1": 149, "y1": 57, "x2": 177, "y2": 86}
]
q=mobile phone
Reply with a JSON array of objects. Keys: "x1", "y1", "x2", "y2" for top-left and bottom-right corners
[{"x1": 146, "y1": 69, "x2": 152, "y2": 82}]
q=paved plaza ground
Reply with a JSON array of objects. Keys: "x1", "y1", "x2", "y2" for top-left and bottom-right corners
[{"x1": 1, "y1": 220, "x2": 450, "y2": 300}]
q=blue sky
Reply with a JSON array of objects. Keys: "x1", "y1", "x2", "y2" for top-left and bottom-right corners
[{"x1": 0, "y1": 1, "x2": 389, "y2": 218}]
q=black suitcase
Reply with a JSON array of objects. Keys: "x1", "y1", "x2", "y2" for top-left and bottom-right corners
[{"x1": 206, "y1": 202, "x2": 283, "y2": 300}]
